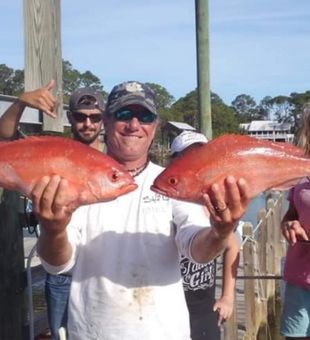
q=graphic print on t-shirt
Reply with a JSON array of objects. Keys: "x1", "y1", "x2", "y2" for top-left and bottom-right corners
[{"x1": 180, "y1": 255, "x2": 215, "y2": 291}]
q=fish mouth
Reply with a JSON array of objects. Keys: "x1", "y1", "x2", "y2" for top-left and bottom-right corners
[
  {"x1": 119, "y1": 182, "x2": 138, "y2": 195},
  {"x1": 150, "y1": 185, "x2": 172, "y2": 198},
  {"x1": 126, "y1": 183, "x2": 138, "y2": 191}
]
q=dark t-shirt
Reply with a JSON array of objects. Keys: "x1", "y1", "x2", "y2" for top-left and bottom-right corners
[{"x1": 180, "y1": 256, "x2": 220, "y2": 340}]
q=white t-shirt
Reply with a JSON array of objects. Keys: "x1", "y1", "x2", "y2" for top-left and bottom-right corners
[{"x1": 42, "y1": 162, "x2": 211, "y2": 340}]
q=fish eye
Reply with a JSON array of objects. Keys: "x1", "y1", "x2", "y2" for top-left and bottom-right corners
[
  {"x1": 111, "y1": 170, "x2": 119, "y2": 182},
  {"x1": 168, "y1": 177, "x2": 178, "y2": 186}
]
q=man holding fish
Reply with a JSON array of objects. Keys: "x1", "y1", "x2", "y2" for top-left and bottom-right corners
[{"x1": 25, "y1": 80, "x2": 250, "y2": 340}]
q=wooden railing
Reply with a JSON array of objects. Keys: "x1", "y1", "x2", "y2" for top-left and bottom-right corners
[{"x1": 221, "y1": 191, "x2": 287, "y2": 340}]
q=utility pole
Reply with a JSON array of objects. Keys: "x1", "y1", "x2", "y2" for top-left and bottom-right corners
[
  {"x1": 195, "y1": 0, "x2": 212, "y2": 139},
  {"x1": 24, "y1": 0, "x2": 63, "y2": 132}
]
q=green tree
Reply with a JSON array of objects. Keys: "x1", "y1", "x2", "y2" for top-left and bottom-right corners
[
  {"x1": 11, "y1": 69, "x2": 25, "y2": 96},
  {"x1": 0, "y1": 64, "x2": 24, "y2": 96},
  {"x1": 62, "y1": 60, "x2": 107, "y2": 103},
  {"x1": 62, "y1": 60, "x2": 81, "y2": 98},
  {"x1": 256, "y1": 96, "x2": 273, "y2": 120},
  {"x1": 146, "y1": 82, "x2": 175, "y2": 110},
  {"x1": 268, "y1": 95, "x2": 293, "y2": 123},
  {"x1": 290, "y1": 91, "x2": 310, "y2": 134},
  {"x1": 168, "y1": 89, "x2": 239, "y2": 136},
  {"x1": 212, "y1": 93, "x2": 239, "y2": 136},
  {"x1": 169, "y1": 90, "x2": 198, "y2": 127},
  {"x1": 231, "y1": 94, "x2": 257, "y2": 123},
  {"x1": 145, "y1": 82, "x2": 175, "y2": 123}
]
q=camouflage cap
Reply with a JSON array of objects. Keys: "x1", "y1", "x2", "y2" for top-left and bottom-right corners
[
  {"x1": 69, "y1": 87, "x2": 105, "y2": 112},
  {"x1": 106, "y1": 81, "x2": 157, "y2": 115}
]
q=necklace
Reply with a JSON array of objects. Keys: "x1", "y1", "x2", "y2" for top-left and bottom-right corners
[{"x1": 127, "y1": 160, "x2": 149, "y2": 178}]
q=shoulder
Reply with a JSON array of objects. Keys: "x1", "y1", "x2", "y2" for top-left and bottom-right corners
[{"x1": 148, "y1": 161, "x2": 164, "y2": 175}]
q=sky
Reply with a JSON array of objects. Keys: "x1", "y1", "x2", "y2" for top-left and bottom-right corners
[{"x1": 1, "y1": 0, "x2": 310, "y2": 105}]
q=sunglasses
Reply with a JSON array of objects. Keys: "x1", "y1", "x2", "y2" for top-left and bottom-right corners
[
  {"x1": 113, "y1": 109, "x2": 157, "y2": 124},
  {"x1": 71, "y1": 112, "x2": 102, "y2": 123}
]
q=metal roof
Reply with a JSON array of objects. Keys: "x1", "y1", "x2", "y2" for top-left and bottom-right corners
[
  {"x1": 241, "y1": 120, "x2": 291, "y2": 132},
  {"x1": 167, "y1": 121, "x2": 196, "y2": 131}
]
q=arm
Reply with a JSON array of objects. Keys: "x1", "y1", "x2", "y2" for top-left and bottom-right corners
[
  {"x1": 0, "y1": 99, "x2": 26, "y2": 139},
  {"x1": 0, "y1": 80, "x2": 56, "y2": 140},
  {"x1": 213, "y1": 233, "x2": 240, "y2": 325},
  {"x1": 191, "y1": 176, "x2": 249, "y2": 263},
  {"x1": 281, "y1": 201, "x2": 309, "y2": 245}
]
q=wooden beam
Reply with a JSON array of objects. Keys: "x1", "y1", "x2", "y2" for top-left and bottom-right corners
[{"x1": 24, "y1": 0, "x2": 63, "y2": 132}]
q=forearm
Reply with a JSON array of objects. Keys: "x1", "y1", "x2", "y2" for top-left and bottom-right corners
[
  {"x1": 0, "y1": 100, "x2": 25, "y2": 139},
  {"x1": 190, "y1": 227, "x2": 232, "y2": 263},
  {"x1": 222, "y1": 241, "x2": 240, "y2": 299},
  {"x1": 37, "y1": 228, "x2": 72, "y2": 266},
  {"x1": 222, "y1": 257, "x2": 238, "y2": 300}
]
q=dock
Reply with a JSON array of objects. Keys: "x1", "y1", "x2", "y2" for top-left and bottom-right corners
[{"x1": 217, "y1": 191, "x2": 286, "y2": 340}]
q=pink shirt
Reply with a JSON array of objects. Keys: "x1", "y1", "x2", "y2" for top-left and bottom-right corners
[{"x1": 283, "y1": 179, "x2": 310, "y2": 289}]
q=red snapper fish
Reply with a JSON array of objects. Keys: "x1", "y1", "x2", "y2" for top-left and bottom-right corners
[
  {"x1": 151, "y1": 134, "x2": 308, "y2": 204},
  {"x1": 0, "y1": 136, "x2": 137, "y2": 209}
]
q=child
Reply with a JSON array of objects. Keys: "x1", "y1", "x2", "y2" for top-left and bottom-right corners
[{"x1": 280, "y1": 104, "x2": 310, "y2": 340}]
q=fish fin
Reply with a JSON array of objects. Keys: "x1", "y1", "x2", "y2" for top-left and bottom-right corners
[{"x1": 0, "y1": 162, "x2": 30, "y2": 196}]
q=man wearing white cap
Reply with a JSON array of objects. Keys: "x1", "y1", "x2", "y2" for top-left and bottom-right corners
[
  {"x1": 170, "y1": 131, "x2": 241, "y2": 340},
  {"x1": 170, "y1": 130, "x2": 208, "y2": 157}
]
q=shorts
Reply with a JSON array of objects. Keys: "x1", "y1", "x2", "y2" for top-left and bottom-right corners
[
  {"x1": 189, "y1": 308, "x2": 220, "y2": 340},
  {"x1": 280, "y1": 283, "x2": 310, "y2": 337}
]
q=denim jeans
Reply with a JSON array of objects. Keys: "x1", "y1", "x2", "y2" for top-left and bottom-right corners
[{"x1": 45, "y1": 273, "x2": 72, "y2": 340}]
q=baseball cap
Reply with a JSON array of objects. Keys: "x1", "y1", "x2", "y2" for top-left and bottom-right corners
[
  {"x1": 69, "y1": 87, "x2": 105, "y2": 112},
  {"x1": 106, "y1": 81, "x2": 157, "y2": 115},
  {"x1": 170, "y1": 130, "x2": 208, "y2": 155}
]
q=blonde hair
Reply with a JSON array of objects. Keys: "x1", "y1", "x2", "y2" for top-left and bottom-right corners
[{"x1": 297, "y1": 103, "x2": 310, "y2": 156}]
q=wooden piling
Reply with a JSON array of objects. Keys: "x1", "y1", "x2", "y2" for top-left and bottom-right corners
[
  {"x1": 23, "y1": 0, "x2": 63, "y2": 132},
  {"x1": 0, "y1": 190, "x2": 25, "y2": 340},
  {"x1": 221, "y1": 192, "x2": 286, "y2": 340}
]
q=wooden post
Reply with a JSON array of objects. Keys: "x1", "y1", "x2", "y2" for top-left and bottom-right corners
[
  {"x1": 243, "y1": 223, "x2": 258, "y2": 339},
  {"x1": 266, "y1": 199, "x2": 276, "y2": 312},
  {"x1": 0, "y1": 190, "x2": 25, "y2": 340},
  {"x1": 223, "y1": 305, "x2": 238, "y2": 339},
  {"x1": 195, "y1": 0, "x2": 212, "y2": 139},
  {"x1": 23, "y1": 0, "x2": 63, "y2": 132},
  {"x1": 257, "y1": 208, "x2": 267, "y2": 299}
]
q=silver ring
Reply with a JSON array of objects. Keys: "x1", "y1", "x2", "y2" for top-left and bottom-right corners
[{"x1": 214, "y1": 205, "x2": 228, "y2": 213}]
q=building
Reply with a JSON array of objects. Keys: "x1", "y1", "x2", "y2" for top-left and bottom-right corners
[
  {"x1": 159, "y1": 120, "x2": 197, "y2": 150},
  {"x1": 239, "y1": 120, "x2": 294, "y2": 143}
]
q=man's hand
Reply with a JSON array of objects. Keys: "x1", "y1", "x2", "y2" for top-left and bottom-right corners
[
  {"x1": 202, "y1": 176, "x2": 249, "y2": 238},
  {"x1": 30, "y1": 175, "x2": 74, "y2": 234},
  {"x1": 18, "y1": 80, "x2": 57, "y2": 118}
]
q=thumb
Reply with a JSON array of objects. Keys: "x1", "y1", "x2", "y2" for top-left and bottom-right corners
[{"x1": 44, "y1": 79, "x2": 55, "y2": 91}]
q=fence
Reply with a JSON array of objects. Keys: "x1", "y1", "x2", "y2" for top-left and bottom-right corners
[{"x1": 221, "y1": 191, "x2": 287, "y2": 340}]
